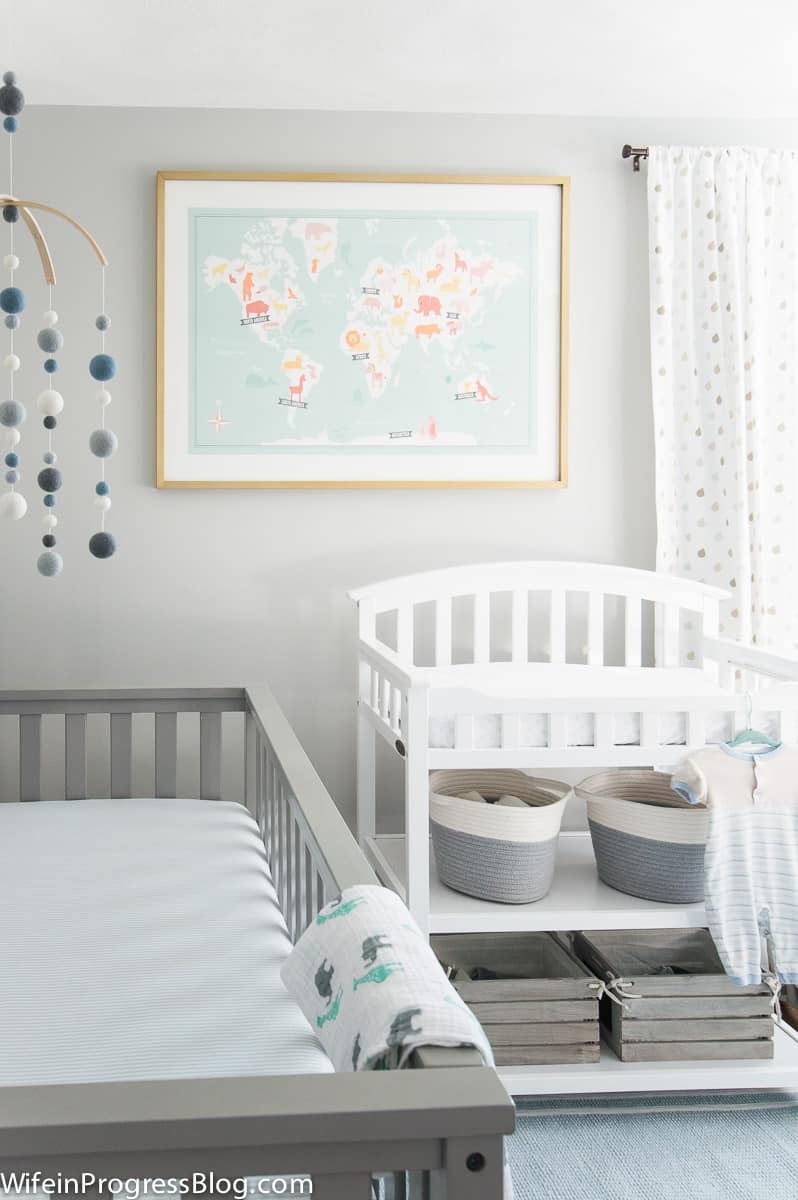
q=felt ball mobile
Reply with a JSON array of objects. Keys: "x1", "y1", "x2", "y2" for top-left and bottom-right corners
[{"x1": 0, "y1": 69, "x2": 118, "y2": 576}]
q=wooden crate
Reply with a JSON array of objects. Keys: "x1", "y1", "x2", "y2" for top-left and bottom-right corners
[
  {"x1": 432, "y1": 932, "x2": 601, "y2": 1066},
  {"x1": 572, "y1": 928, "x2": 775, "y2": 1063}
]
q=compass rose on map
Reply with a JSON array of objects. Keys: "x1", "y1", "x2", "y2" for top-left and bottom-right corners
[{"x1": 208, "y1": 406, "x2": 231, "y2": 433}]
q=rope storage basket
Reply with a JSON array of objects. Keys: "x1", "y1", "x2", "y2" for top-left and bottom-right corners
[
  {"x1": 429, "y1": 770, "x2": 571, "y2": 904},
  {"x1": 576, "y1": 769, "x2": 709, "y2": 904}
]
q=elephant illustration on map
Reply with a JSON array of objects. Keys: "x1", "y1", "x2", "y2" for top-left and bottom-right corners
[{"x1": 415, "y1": 294, "x2": 442, "y2": 317}]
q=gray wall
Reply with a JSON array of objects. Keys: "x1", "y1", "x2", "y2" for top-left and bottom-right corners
[{"x1": 3, "y1": 107, "x2": 797, "y2": 822}]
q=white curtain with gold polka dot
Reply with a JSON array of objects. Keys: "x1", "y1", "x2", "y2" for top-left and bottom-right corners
[{"x1": 649, "y1": 146, "x2": 798, "y2": 653}]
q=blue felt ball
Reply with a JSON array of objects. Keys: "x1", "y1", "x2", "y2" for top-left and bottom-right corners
[
  {"x1": 37, "y1": 327, "x2": 63, "y2": 354},
  {"x1": 2, "y1": 205, "x2": 18, "y2": 224},
  {"x1": 0, "y1": 84, "x2": 23, "y2": 117},
  {"x1": 37, "y1": 466, "x2": 62, "y2": 493},
  {"x1": 95, "y1": 314, "x2": 111, "y2": 331},
  {"x1": 4, "y1": 452, "x2": 18, "y2": 467},
  {"x1": 95, "y1": 480, "x2": 110, "y2": 495},
  {"x1": 5, "y1": 468, "x2": 18, "y2": 484},
  {"x1": 89, "y1": 353, "x2": 117, "y2": 381},
  {"x1": 89, "y1": 531, "x2": 117, "y2": 559},
  {"x1": 37, "y1": 550, "x2": 63, "y2": 578},
  {"x1": 43, "y1": 416, "x2": 56, "y2": 430},
  {"x1": 2, "y1": 72, "x2": 16, "y2": 86},
  {"x1": 0, "y1": 398, "x2": 25, "y2": 426},
  {"x1": 44, "y1": 358, "x2": 58, "y2": 373},
  {"x1": 4, "y1": 314, "x2": 19, "y2": 330},
  {"x1": 0, "y1": 286, "x2": 24, "y2": 313},
  {"x1": 3, "y1": 116, "x2": 17, "y2": 134},
  {"x1": 43, "y1": 494, "x2": 56, "y2": 508},
  {"x1": 42, "y1": 534, "x2": 56, "y2": 548},
  {"x1": 89, "y1": 428, "x2": 118, "y2": 458}
]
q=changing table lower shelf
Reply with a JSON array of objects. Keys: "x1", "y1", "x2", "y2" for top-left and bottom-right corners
[
  {"x1": 365, "y1": 831, "x2": 707, "y2": 934},
  {"x1": 499, "y1": 1026, "x2": 798, "y2": 1097}
]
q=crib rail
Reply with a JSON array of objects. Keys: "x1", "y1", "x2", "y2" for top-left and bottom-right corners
[{"x1": 246, "y1": 685, "x2": 378, "y2": 940}]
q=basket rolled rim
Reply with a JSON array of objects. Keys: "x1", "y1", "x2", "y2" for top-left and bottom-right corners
[
  {"x1": 575, "y1": 768, "x2": 706, "y2": 811},
  {"x1": 430, "y1": 769, "x2": 571, "y2": 809}
]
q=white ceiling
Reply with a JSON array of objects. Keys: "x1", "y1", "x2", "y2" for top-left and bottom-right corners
[{"x1": 6, "y1": 0, "x2": 798, "y2": 118}]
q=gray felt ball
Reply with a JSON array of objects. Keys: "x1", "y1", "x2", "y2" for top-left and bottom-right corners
[
  {"x1": 95, "y1": 314, "x2": 111, "y2": 331},
  {"x1": 36, "y1": 327, "x2": 63, "y2": 354},
  {"x1": 89, "y1": 531, "x2": 117, "y2": 559},
  {"x1": 2, "y1": 72, "x2": 16, "y2": 86},
  {"x1": 0, "y1": 398, "x2": 26, "y2": 427},
  {"x1": 37, "y1": 550, "x2": 63, "y2": 578},
  {"x1": 0, "y1": 83, "x2": 24, "y2": 117},
  {"x1": 89, "y1": 428, "x2": 118, "y2": 458},
  {"x1": 4, "y1": 314, "x2": 19, "y2": 330},
  {"x1": 37, "y1": 467, "x2": 62, "y2": 493}
]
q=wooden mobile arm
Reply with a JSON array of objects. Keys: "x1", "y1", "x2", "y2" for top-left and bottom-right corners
[{"x1": 0, "y1": 193, "x2": 108, "y2": 286}]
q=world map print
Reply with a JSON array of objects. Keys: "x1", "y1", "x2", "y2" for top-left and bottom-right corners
[{"x1": 189, "y1": 209, "x2": 538, "y2": 454}]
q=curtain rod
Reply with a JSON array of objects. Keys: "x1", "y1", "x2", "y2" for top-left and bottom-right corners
[{"x1": 622, "y1": 144, "x2": 649, "y2": 172}]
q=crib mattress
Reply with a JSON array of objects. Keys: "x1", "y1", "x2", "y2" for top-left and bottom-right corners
[
  {"x1": 0, "y1": 797, "x2": 333, "y2": 1086},
  {"x1": 425, "y1": 664, "x2": 758, "y2": 749}
]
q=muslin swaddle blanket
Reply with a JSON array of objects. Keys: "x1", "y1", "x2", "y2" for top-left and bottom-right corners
[{"x1": 281, "y1": 884, "x2": 513, "y2": 1197}]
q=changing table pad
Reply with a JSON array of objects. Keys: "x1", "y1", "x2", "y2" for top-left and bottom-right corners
[
  {"x1": 425, "y1": 665, "x2": 757, "y2": 749},
  {"x1": 0, "y1": 797, "x2": 333, "y2": 1086}
]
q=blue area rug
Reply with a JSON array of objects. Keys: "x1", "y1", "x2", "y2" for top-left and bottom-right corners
[{"x1": 507, "y1": 1092, "x2": 798, "y2": 1200}]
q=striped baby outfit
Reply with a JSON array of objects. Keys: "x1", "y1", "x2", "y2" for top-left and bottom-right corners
[{"x1": 671, "y1": 745, "x2": 798, "y2": 987}]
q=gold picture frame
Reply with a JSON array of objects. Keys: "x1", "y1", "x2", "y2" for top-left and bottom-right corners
[{"x1": 157, "y1": 171, "x2": 569, "y2": 489}]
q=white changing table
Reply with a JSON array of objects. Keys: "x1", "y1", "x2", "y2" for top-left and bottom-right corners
[{"x1": 350, "y1": 561, "x2": 798, "y2": 1097}]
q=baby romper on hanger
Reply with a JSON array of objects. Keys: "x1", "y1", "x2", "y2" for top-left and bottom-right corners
[{"x1": 671, "y1": 745, "x2": 798, "y2": 987}]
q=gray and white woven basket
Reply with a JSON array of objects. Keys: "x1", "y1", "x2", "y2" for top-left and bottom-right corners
[
  {"x1": 429, "y1": 770, "x2": 571, "y2": 904},
  {"x1": 576, "y1": 769, "x2": 709, "y2": 904}
]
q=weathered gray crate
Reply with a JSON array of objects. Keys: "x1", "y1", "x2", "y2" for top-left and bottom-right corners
[
  {"x1": 573, "y1": 928, "x2": 775, "y2": 1062},
  {"x1": 432, "y1": 932, "x2": 601, "y2": 1066}
]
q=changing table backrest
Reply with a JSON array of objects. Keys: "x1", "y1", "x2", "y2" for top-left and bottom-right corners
[{"x1": 350, "y1": 562, "x2": 728, "y2": 672}]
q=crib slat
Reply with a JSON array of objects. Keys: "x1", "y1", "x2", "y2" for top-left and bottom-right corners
[
  {"x1": 19, "y1": 714, "x2": 42, "y2": 802},
  {"x1": 304, "y1": 843, "x2": 315, "y2": 931},
  {"x1": 199, "y1": 711, "x2": 223, "y2": 801},
  {"x1": 549, "y1": 591, "x2": 566, "y2": 662},
  {"x1": 434, "y1": 598, "x2": 452, "y2": 667},
  {"x1": 473, "y1": 592, "x2": 489, "y2": 663},
  {"x1": 110, "y1": 713, "x2": 133, "y2": 799},
  {"x1": 155, "y1": 712, "x2": 178, "y2": 798},
  {"x1": 625, "y1": 598, "x2": 642, "y2": 667},
  {"x1": 587, "y1": 592, "x2": 604, "y2": 666},
  {"x1": 294, "y1": 822, "x2": 303, "y2": 941},
  {"x1": 511, "y1": 590, "x2": 528, "y2": 663},
  {"x1": 64, "y1": 713, "x2": 87, "y2": 801}
]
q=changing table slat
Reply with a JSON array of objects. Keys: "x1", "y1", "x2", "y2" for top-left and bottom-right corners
[
  {"x1": 64, "y1": 713, "x2": 87, "y2": 801},
  {"x1": 624, "y1": 597, "x2": 642, "y2": 666},
  {"x1": 549, "y1": 591, "x2": 566, "y2": 663},
  {"x1": 434, "y1": 598, "x2": 452, "y2": 667},
  {"x1": 587, "y1": 592, "x2": 604, "y2": 666},
  {"x1": 473, "y1": 592, "x2": 490, "y2": 664},
  {"x1": 511, "y1": 590, "x2": 528, "y2": 663},
  {"x1": 199, "y1": 711, "x2": 223, "y2": 801},
  {"x1": 19, "y1": 714, "x2": 42, "y2": 802},
  {"x1": 155, "y1": 712, "x2": 177, "y2": 797},
  {"x1": 110, "y1": 713, "x2": 133, "y2": 799}
]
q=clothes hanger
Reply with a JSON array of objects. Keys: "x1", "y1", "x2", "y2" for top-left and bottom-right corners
[{"x1": 725, "y1": 692, "x2": 782, "y2": 750}]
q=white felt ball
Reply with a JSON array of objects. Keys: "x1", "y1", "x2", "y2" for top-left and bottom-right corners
[
  {"x1": 0, "y1": 491, "x2": 27, "y2": 519},
  {"x1": 3, "y1": 353, "x2": 20, "y2": 371},
  {"x1": 94, "y1": 495, "x2": 112, "y2": 512},
  {"x1": 97, "y1": 388, "x2": 112, "y2": 407},
  {"x1": 43, "y1": 309, "x2": 59, "y2": 327},
  {"x1": 37, "y1": 389, "x2": 64, "y2": 416},
  {"x1": 5, "y1": 427, "x2": 20, "y2": 446},
  {"x1": 3, "y1": 253, "x2": 19, "y2": 270},
  {"x1": 42, "y1": 513, "x2": 58, "y2": 529}
]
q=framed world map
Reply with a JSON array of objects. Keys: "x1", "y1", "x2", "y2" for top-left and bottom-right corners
[{"x1": 157, "y1": 173, "x2": 569, "y2": 488}]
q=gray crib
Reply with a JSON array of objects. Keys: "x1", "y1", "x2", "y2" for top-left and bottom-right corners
[{"x1": 0, "y1": 686, "x2": 513, "y2": 1199}]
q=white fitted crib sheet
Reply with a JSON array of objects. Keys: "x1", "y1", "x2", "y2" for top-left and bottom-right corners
[{"x1": 0, "y1": 797, "x2": 332, "y2": 1086}]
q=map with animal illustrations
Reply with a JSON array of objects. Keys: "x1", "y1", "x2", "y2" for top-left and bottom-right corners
[{"x1": 188, "y1": 209, "x2": 538, "y2": 454}]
